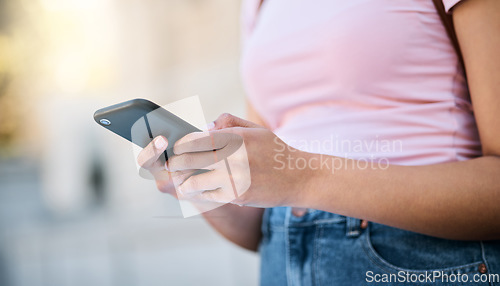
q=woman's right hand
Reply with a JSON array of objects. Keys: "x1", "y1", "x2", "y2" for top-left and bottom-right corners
[
  {"x1": 136, "y1": 118, "x2": 264, "y2": 251},
  {"x1": 137, "y1": 136, "x2": 216, "y2": 205}
]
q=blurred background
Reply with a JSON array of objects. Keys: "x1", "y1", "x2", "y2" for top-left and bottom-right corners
[{"x1": 0, "y1": 0, "x2": 258, "y2": 285}]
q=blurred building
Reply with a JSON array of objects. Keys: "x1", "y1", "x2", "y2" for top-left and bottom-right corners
[{"x1": 0, "y1": 0, "x2": 258, "y2": 285}]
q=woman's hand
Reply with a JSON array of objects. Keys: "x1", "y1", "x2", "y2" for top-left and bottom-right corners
[
  {"x1": 167, "y1": 113, "x2": 313, "y2": 208},
  {"x1": 136, "y1": 115, "x2": 268, "y2": 250}
]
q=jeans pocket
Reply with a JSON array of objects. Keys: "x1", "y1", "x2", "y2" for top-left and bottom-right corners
[{"x1": 361, "y1": 223, "x2": 490, "y2": 284}]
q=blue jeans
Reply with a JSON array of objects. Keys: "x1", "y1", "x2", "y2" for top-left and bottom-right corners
[{"x1": 259, "y1": 207, "x2": 500, "y2": 286}]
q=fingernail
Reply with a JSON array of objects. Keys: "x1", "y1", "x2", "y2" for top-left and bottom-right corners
[
  {"x1": 206, "y1": 121, "x2": 215, "y2": 131},
  {"x1": 155, "y1": 137, "x2": 167, "y2": 150}
]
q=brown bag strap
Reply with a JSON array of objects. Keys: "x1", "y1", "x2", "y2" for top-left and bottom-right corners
[{"x1": 431, "y1": 0, "x2": 466, "y2": 73}]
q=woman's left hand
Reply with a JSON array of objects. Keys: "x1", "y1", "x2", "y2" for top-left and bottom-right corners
[{"x1": 166, "y1": 113, "x2": 313, "y2": 208}]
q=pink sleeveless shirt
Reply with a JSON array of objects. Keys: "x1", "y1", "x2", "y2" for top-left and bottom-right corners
[{"x1": 240, "y1": 0, "x2": 481, "y2": 165}]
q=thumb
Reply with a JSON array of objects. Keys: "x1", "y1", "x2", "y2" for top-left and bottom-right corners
[{"x1": 209, "y1": 113, "x2": 262, "y2": 130}]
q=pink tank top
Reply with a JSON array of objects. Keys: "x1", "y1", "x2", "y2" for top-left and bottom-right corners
[{"x1": 240, "y1": 0, "x2": 481, "y2": 165}]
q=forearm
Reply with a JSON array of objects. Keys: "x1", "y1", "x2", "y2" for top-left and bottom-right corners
[
  {"x1": 298, "y1": 153, "x2": 500, "y2": 240},
  {"x1": 202, "y1": 204, "x2": 264, "y2": 251}
]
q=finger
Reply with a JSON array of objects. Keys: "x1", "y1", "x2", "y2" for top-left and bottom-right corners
[
  {"x1": 178, "y1": 168, "x2": 232, "y2": 196},
  {"x1": 196, "y1": 187, "x2": 237, "y2": 204},
  {"x1": 168, "y1": 136, "x2": 243, "y2": 171},
  {"x1": 211, "y1": 113, "x2": 261, "y2": 129},
  {"x1": 177, "y1": 190, "x2": 228, "y2": 215},
  {"x1": 137, "y1": 136, "x2": 168, "y2": 169},
  {"x1": 168, "y1": 150, "x2": 220, "y2": 172},
  {"x1": 173, "y1": 131, "x2": 241, "y2": 155},
  {"x1": 156, "y1": 169, "x2": 197, "y2": 197},
  {"x1": 144, "y1": 158, "x2": 170, "y2": 178},
  {"x1": 170, "y1": 169, "x2": 198, "y2": 187},
  {"x1": 156, "y1": 178, "x2": 176, "y2": 196},
  {"x1": 149, "y1": 168, "x2": 172, "y2": 181}
]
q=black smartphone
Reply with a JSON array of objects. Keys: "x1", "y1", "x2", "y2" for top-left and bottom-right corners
[{"x1": 93, "y1": 98, "x2": 200, "y2": 163}]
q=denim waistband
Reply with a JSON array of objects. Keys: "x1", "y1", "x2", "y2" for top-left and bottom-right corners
[{"x1": 264, "y1": 207, "x2": 363, "y2": 238}]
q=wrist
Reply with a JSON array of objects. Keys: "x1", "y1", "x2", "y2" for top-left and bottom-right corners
[{"x1": 288, "y1": 151, "x2": 326, "y2": 209}]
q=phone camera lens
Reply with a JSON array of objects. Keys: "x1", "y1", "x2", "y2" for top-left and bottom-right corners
[{"x1": 100, "y1": 119, "x2": 111, "y2": 126}]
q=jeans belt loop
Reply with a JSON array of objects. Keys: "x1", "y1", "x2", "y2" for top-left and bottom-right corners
[{"x1": 346, "y1": 216, "x2": 361, "y2": 238}]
